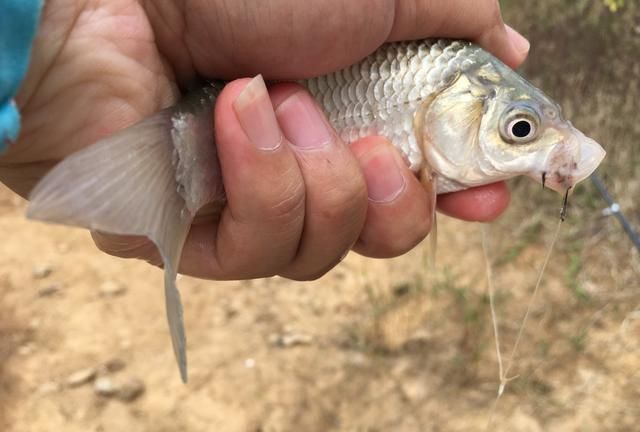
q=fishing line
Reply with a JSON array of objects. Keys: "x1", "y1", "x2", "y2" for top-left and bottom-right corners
[
  {"x1": 483, "y1": 211, "x2": 565, "y2": 429},
  {"x1": 590, "y1": 173, "x2": 640, "y2": 252},
  {"x1": 503, "y1": 218, "x2": 563, "y2": 380},
  {"x1": 480, "y1": 225, "x2": 505, "y2": 390},
  {"x1": 481, "y1": 224, "x2": 506, "y2": 431}
]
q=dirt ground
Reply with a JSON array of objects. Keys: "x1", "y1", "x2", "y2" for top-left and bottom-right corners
[
  {"x1": 2, "y1": 178, "x2": 639, "y2": 432},
  {"x1": 2, "y1": 1, "x2": 640, "y2": 431}
]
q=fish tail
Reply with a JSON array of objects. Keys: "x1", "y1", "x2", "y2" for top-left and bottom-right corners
[
  {"x1": 163, "y1": 242, "x2": 190, "y2": 383},
  {"x1": 27, "y1": 109, "x2": 197, "y2": 382}
]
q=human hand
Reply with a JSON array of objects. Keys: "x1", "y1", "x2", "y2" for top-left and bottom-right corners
[{"x1": 0, "y1": 0, "x2": 529, "y2": 280}]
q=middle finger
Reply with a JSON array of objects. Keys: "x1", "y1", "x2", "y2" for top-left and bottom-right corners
[{"x1": 270, "y1": 84, "x2": 369, "y2": 280}]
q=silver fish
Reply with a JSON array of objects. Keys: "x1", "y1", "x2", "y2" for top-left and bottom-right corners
[{"x1": 26, "y1": 39, "x2": 606, "y2": 382}]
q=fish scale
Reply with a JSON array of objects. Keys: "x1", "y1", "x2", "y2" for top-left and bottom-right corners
[{"x1": 302, "y1": 40, "x2": 478, "y2": 173}]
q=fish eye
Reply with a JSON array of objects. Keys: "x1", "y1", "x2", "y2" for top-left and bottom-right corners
[
  {"x1": 509, "y1": 118, "x2": 534, "y2": 139},
  {"x1": 500, "y1": 107, "x2": 540, "y2": 144}
]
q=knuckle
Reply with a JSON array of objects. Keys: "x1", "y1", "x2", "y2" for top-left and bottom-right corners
[
  {"x1": 357, "y1": 210, "x2": 432, "y2": 259},
  {"x1": 281, "y1": 254, "x2": 345, "y2": 282},
  {"x1": 305, "y1": 155, "x2": 368, "y2": 217},
  {"x1": 214, "y1": 242, "x2": 287, "y2": 280},
  {"x1": 276, "y1": 173, "x2": 367, "y2": 282},
  {"x1": 268, "y1": 181, "x2": 307, "y2": 226},
  {"x1": 251, "y1": 172, "x2": 307, "y2": 226},
  {"x1": 317, "y1": 179, "x2": 368, "y2": 223},
  {"x1": 287, "y1": 269, "x2": 330, "y2": 282}
]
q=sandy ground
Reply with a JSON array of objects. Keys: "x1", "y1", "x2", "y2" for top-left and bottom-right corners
[{"x1": 2, "y1": 178, "x2": 639, "y2": 431}]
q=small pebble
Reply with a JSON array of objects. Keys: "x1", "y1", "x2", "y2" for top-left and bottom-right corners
[
  {"x1": 94, "y1": 377, "x2": 117, "y2": 397},
  {"x1": 345, "y1": 352, "x2": 369, "y2": 367},
  {"x1": 115, "y1": 378, "x2": 145, "y2": 402},
  {"x1": 280, "y1": 333, "x2": 313, "y2": 346},
  {"x1": 99, "y1": 281, "x2": 127, "y2": 297},
  {"x1": 38, "y1": 284, "x2": 61, "y2": 297},
  {"x1": 268, "y1": 329, "x2": 313, "y2": 347},
  {"x1": 66, "y1": 368, "x2": 97, "y2": 387},
  {"x1": 103, "y1": 358, "x2": 127, "y2": 374},
  {"x1": 400, "y1": 377, "x2": 428, "y2": 402},
  {"x1": 37, "y1": 381, "x2": 61, "y2": 395},
  {"x1": 94, "y1": 376, "x2": 145, "y2": 402},
  {"x1": 391, "y1": 358, "x2": 412, "y2": 377},
  {"x1": 32, "y1": 264, "x2": 53, "y2": 279},
  {"x1": 28, "y1": 317, "x2": 41, "y2": 329},
  {"x1": 18, "y1": 343, "x2": 35, "y2": 356}
]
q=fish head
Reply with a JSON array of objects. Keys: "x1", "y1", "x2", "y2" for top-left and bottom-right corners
[
  {"x1": 418, "y1": 53, "x2": 605, "y2": 194},
  {"x1": 479, "y1": 71, "x2": 606, "y2": 194}
]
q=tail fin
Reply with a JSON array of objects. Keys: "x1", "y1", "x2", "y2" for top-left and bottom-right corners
[{"x1": 28, "y1": 110, "x2": 192, "y2": 382}]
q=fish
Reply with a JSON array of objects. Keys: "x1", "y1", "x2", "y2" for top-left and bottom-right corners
[{"x1": 25, "y1": 39, "x2": 606, "y2": 383}]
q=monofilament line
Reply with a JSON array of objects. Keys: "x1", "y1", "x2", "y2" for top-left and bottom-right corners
[
  {"x1": 481, "y1": 224, "x2": 510, "y2": 430},
  {"x1": 483, "y1": 218, "x2": 564, "y2": 429},
  {"x1": 481, "y1": 225, "x2": 505, "y2": 391}
]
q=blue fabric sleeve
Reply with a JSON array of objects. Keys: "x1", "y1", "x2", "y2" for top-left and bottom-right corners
[{"x1": 0, "y1": 0, "x2": 43, "y2": 153}]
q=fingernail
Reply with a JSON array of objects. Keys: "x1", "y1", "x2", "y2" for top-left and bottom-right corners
[
  {"x1": 233, "y1": 75, "x2": 282, "y2": 150},
  {"x1": 275, "y1": 91, "x2": 332, "y2": 149},
  {"x1": 361, "y1": 146, "x2": 406, "y2": 203},
  {"x1": 505, "y1": 25, "x2": 530, "y2": 55}
]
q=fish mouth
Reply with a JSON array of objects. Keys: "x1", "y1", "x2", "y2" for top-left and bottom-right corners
[
  {"x1": 536, "y1": 127, "x2": 606, "y2": 194},
  {"x1": 535, "y1": 129, "x2": 606, "y2": 194},
  {"x1": 573, "y1": 131, "x2": 607, "y2": 181}
]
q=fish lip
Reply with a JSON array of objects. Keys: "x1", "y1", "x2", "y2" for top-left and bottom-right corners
[
  {"x1": 534, "y1": 129, "x2": 606, "y2": 194},
  {"x1": 572, "y1": 131, "x2": 606, "y2": 183}
]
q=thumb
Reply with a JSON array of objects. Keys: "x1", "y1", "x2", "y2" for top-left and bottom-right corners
[
  {"x1": 478, "y1": 24, "x2": 530, "y2": 69},
  {"x1": 388, "y1": 0, "x2": 530, "y2": 69}
]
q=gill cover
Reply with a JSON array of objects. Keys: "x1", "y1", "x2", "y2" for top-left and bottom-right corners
[{"x1": 418, "y1": 73, "x2": 490, "y2": 193}]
